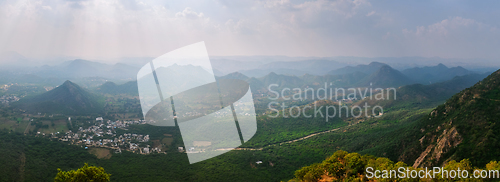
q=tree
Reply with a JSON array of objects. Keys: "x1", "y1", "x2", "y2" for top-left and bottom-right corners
[{"x1": 54, "y1": 163, "x2": 111, "y2": 182}]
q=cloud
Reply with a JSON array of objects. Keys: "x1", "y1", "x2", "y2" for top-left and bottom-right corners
[
  {"x1": 175, "y1": 7, "x2": 205, "y2": 19},
  {"x1": 400, "y1": 17, "x2": 500, "y2": 59},
  {"x1": 366, "y1": 10, "x2": 375, "y2": 16},
  {"x1": 291, "y1": 0, "x2": 371, "y2": 18},
  {"x1": 404, "y1": 17, "x2": 480, "y2": 37},
  {"x1": 41, "y1": 5, "x2": 52, "y2": 11},
  {"x1": 0, "y1": 0, "x2": 499, "y2": 60},
  {"x1": 260, "y1": 0, "x2": 290, "y2": 8}
]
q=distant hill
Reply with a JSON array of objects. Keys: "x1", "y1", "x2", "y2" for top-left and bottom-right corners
[
  {"x1": 217, "y1": 72, "x2": 249, "y2": 80},
  {"x1": 356, "y1": 65, "x2": 414, "y2": 87},
  {"x1": 301, "y1": 72, "x2": 368, "y2": 87},
  {"x1": 246, "y1": 77, "x2": 266, "y2": 94},
  {"x1": 240, "y1": 68, "x2": 309, "y2": 77},
  {"x1": 216, "y1": 72, "x2": 306, "y2": 94},
  {"x1": 12, "y1": 81, "x2": 105, "y2": 114},
  {"x1": 32, "y1": 59, "x2": 139, "y2": 80},
  {"x1": 95, "y1": 81, "x2": 138, "y2": 96},
  {"x1": 357, "y1": 72, "x2": 490, "y2": 111},
  {"x1": 259, "y1": 72, "x2": 304, "y2": 90},
  {"x1": 5, "y1": 74, "x2": 66, "y2": 87},
  {"x1": 217, "y1": 65, "x2": 480, "y2": 96},
  {"x1": 227, "y1": 66, "x2": 413, "y2": 95},
  {"x1": 151, "y1": 64, "x2": 215, "y2": 96},
  {"x1": 0, "y1": 51, "x2": 31, "y2": 68},
  {"x1": 327, "y1": 62, "x2": 387, "y2": 75},
  {"x1": 399, "y1": 72, "x2": 489, "y2": 102},
  {"x1": 210, "y1": 59, "x2": 263, "y2": 75},
  {"x1": 402, "y1": 63, "x2": 474, "y2": 84},
  {"x1": 212, "y1": 72, "x2": 265, "y2": 93},
  {"x1": 253, "y1": 59, "x2": 347, "y2": 76},
  {"x1": 71, "y1": 77, "x2": 109, "y2": 88},
  {"x1": 218, "y1": 59, "x2": 347, "y2": 77}
]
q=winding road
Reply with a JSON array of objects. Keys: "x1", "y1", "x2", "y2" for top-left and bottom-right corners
[{"x1": 233, "y1": 121, "x2": 361, "y2": 151}]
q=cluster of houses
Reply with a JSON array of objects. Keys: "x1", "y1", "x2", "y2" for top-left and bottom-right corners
[
  {"x1": 36, "y1": 117, "x2": 164, "y2": 154},
  {"x1": 0, "y1": 95, "x2": 19, "y2": 104}
]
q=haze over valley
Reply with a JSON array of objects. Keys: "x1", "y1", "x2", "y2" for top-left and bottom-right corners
[{"x1": 1, "y1": 0, "x2": 500, "y2": 181}]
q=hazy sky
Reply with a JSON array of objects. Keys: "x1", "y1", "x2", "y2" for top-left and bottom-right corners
[{"x1": 0, "y1": 0, "x2": 499, "y2": 60}]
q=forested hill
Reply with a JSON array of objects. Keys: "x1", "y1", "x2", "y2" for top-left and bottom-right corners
[
  {"x1": 95, "y1": 81, "x2": 138, "y2": 96},
  {"x1": 12, "y1": 80, "x2": 105, "y2": 114},
  {"x1": 406, "y1": 69, "x2": 500, "y2": 168},
  {"x1": 289, "y1": 69, "x2": 500, "y2": 181}
]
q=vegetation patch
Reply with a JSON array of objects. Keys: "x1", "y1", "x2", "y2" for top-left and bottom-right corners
[{"x1": 88, "y1": 148, "x2": 112, "y2": 159}]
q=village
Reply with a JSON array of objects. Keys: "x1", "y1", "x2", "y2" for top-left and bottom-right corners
[
  {"x1": 35, "y1": 117, "x2": 165, "y2": 155},
  {"x1": 0, "y1": 94, "x2": 20, "y2": 104}
]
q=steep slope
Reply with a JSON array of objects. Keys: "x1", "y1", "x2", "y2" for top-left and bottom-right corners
[
  {"x1": 404, "y1": 69, "x2": 500, "y2": 167},
  {"x1": 12, "y1": 81, "x2": 105, "y2": 114},
  {"x1": 356, "y1": 65, "x2": 414, "y2": 87}
]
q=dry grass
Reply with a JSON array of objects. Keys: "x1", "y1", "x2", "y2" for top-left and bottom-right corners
[
  {"x1": 88, "y1": 148, "x2": 112, "y2": 159},
  {"x1": 161, "y1": 137, "x2": 174, "y2": 146}
]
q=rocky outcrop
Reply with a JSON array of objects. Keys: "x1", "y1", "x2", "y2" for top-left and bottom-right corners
[{"x1": 413, "y1": 125, "x2": 462, "y2": 168}]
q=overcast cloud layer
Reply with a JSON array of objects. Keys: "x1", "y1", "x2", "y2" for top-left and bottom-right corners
[{"x1": 0, "y1": 0, "x2": 499, "y2": 60}]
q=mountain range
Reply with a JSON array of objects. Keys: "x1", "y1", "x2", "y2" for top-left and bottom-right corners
[
  {"x1": 327, "y1": 62, "x2": 387, "y2": 75},
  {"x1": 222, "y1": 63, "x2": 418, "y2": 92},
  {"x1": 0, "y1": 55, "x2": 484, "y2": 92},
  {"x1": 356, "y1": 72, "x2": 490, "y2": 113},
  {"x1": 402, "y1": 63, "x2": 473, "y2": 84},
  {"x1": 24, "y1": 61, "x2": 479, "y2": 101},
  {"x1": 212, "y1": 59, "x2": 349, "y2": 77},
  {"x1": 34, "y1": 59, "x2": 139, "y2": 80},
  {"x1": 356, "y1": 65, "x2": 414, "y2": 87}
]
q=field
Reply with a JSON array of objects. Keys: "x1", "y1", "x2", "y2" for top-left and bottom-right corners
[
  {"x1": 88, "y1": 148, "x2": 113, "y2": 159},
  {"x1": 37, "y1": 120, "x2": 68, "y2": 134},
  {"x1": 161, "y1": 137, "x2": 174, "y2": 146},
  {"x1": 0, "y1": 117, "x2": 30, "y2": 133}
]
